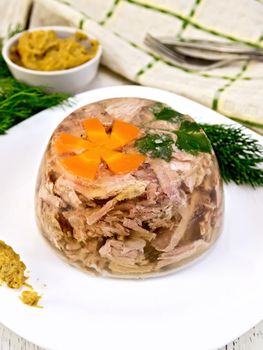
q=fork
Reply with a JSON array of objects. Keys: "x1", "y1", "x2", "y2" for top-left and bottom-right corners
[{"x1": 144, "y1": 33, "x2": 263, "y2": 71}]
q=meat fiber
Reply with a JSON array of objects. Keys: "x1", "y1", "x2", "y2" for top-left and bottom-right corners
[{"x1": 35, "y1": 97, "x2": 223, "y2": 278}]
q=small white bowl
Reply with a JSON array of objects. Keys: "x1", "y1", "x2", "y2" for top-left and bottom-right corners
[{"x1": 2, "y1": 26, "x2": 102, "y2": 94}]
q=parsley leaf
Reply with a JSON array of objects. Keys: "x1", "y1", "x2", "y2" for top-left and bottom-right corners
[
  {"x1": 174, "y1": 120, "x2": 212, "y2": 154},
  {"x1": 179, "y1": 120, "x2": 201, "y2": 132},
  {"x1": 175, "y1": 130, "x2": 212, "y2": 154},
  {"x1": 135, "y1": 133, "x2": 174, "y2": 162},
  {"x1": 150, "y1": 102, "x2": 183, "y2": 123},
  {"x1": 149, "y1": 104, "x2": 212, "y2": 154}
]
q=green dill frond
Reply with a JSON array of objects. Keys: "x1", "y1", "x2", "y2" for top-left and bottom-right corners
[
  {"x1": 0, "y1": 51, "x2": 70, "y2": 134},
  {"x1": 0, "y1": 78, "x2": 70, "y2": 134},
  {"x1": 8, "y1": 24, "x2": 24, "y2": 38},
  {"x1": 200, "y1": 124, "x2": 263, "y2": 187}
]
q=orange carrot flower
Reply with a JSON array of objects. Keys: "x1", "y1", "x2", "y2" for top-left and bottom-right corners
[{"x1": 54, "y1": 118, "x2": 146, "y2": 179}]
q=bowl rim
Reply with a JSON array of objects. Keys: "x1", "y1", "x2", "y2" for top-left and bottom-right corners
[{"x1": 1, "y1": 25, "x2": 102, "y2": 76}]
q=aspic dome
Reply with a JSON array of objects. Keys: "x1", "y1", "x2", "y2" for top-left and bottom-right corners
[{"x1": 35, "y1": 98, "x2": 223, "y2": 278}]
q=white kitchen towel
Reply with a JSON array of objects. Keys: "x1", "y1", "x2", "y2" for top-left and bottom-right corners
[
  {"x1": 0, "y1": 0, "x2": 32, "y2": 40},
  {"x1": 5, "y1": 0, "x2": 263, "y2": 132}
]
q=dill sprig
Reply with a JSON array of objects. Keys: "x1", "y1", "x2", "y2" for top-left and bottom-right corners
[
  {"x1": 141, "y1": 102, "x2": 263, "y2": 187},
  {"x1": 0, "y1": 51, "x2": 70, "y2": 134},
  {"x1": 0, "y1": 54, "x2": 12, "y2": 78},
  {"x1": 200, "y1": 124, "x2": 263, "y2": 187},
  {"x1": 0, "y1": 78, "x2": 70, "y2": 134},
  {"x1": 7, "y1": 24, "x2": 23, "y2": 39}
]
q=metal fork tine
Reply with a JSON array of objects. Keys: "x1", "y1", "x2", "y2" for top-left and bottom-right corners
[
  {"x1": 145, "y1": 33, "x2": 225, "y2": 70},
  {"x1": 144, "y1": 33, "x2": 263, "y2": 71},
  {"x1": 155, "y1": 36, "x2": 263, "y2": 55},
  {"x1": 145, "y1": 34, "x2": 186, "y2": 63}
]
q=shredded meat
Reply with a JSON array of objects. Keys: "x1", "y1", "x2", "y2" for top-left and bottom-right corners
[
  {"x1": 99, "y1": 238, "x2": 147, "y2": 268},
  {"x1": 152, "y1": 191, "x2": 200, "y2": 252},
  {"x1": 103, "y1": 98, "x2": 153, "y2": 123},
  {"x1": 35, "y1": 97, "x2": 223, "y2": 278},
  {"x1": 157, "y1": 240, "x2": 209, "y2": 269},
  {"x1": 123, "y1": 218, "x2": 156, "y2": 241}
]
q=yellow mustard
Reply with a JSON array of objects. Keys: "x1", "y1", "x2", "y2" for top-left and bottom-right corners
[
  {"x1": 20, "y1": 290, "x2": 42, "y2": 308},
  {"x1": 0, "y1": 240, "x2": 42, "y2": 308},
  {"x1": 0, "y1": 240, "x2": 26, "y2": 289},
  {"x1": 10, "y1": 30, "x2": 99, "y2": 71}
]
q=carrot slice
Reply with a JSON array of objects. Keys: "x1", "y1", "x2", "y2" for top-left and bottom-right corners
[
  {"x1": 110, "y1": 120, "x2": 141, "y2": 149},
  {"x1": 60, "y1": 149, "x2": 100, "y2": 179},
  {"x1": 101, "y1": 150, "x2": 145, "y2": 174},
  {"x1": 54, "y1": 133, "x2": 91, "y2": 155},
  {"x1": 56, "y1": 118, "x2": 145, "y2": 179},
  {"x1": 83, "y1": 118, "x2": 109, "y2": 144}
]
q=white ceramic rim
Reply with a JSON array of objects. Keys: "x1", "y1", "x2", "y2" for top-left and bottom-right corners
[{"x1": 1, "y1": 26, "x2": 102, "y2": 76}]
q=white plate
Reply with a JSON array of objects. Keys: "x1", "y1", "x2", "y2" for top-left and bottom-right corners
[{"x1": 0, "y1": 86, "x2": 262, "y2": 350}]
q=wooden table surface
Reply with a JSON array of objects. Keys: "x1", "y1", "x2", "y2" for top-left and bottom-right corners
[
  {"x1": 0, "y1": 67, "x2": 262, "y2": 350},
  {"x1": 1, "y1": 320, "x2": 263, "y2": 350}
]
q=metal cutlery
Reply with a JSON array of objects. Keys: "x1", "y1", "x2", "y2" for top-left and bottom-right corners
[{"x1": 144, "y1": 33, "x2": 263, "y2": 71}]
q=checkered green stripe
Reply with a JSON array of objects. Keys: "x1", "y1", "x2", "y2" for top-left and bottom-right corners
[{"x1": 56, "y1": 0, "x2": 263, "y2": 128}]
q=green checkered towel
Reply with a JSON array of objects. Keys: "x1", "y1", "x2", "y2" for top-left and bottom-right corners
[{"x1": 3, "y1": 0, "x2": 263, "y2": 133}]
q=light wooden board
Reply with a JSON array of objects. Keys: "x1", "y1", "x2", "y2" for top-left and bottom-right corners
[{"x1": 1, "y1": 320, "x2": 263, "y2": 350}]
